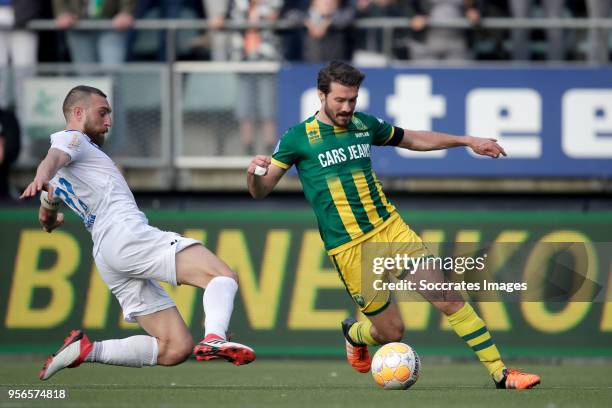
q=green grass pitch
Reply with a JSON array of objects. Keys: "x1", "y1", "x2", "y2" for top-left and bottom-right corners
[{"x1": 0, "y1": 358, "x2": 610, "y2": 408}]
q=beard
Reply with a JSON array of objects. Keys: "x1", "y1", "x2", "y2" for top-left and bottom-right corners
[
  {"x1": 323, "y1": 103, "x2": 352, "y2": 128},
  {"x1": 83, "y1": 121, "x2": 107, "y2": 147}
]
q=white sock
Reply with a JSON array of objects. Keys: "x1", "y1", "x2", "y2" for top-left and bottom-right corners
[
  {"x1": 84, "y1": 335, "x2": 158, "y2": 367},
  {"x1": 203, "y1": 276, "x2": 238, "y2": 339}
]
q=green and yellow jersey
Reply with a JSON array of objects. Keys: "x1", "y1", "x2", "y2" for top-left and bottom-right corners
[{"x1": 272, "y1": 111, "x2": 403, "y2": 254}]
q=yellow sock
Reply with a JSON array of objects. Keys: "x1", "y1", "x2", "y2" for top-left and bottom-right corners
[
  {"x1": 447, "y1": 303, "x2": 506, "y2": 382},
  {"x1": 348, "y1": 320, "x2": 379, "y2": 346}
]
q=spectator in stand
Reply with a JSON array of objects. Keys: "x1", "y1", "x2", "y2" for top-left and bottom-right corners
[
  {"x1": 229, "y1": 0, "x2": 283, "y2": 155},
  {"x1": 279, "y1": 0, "x2": 309, "y2": 61},
  {"x1": 53, "y1": 0, "x2": 137, "y2": 64},
  {"x1": 0, "y1": 107, "x2": 20, "y2": 200},
  {"x1": 0, "y1": 0, "x2": 42, "y2": 113},
  {"x1": 303, "y1": 0, "x2": 356, "y2": 62},
  {"x1": 509, "y1": 0, "x2": 565, "y2": 61},
  {"x1": 470, "y1": 0, "x2": 508, "y2": 60},
  {"x1": 202, "y1": 0, "x2": 231, "y2": 60},
  {"x1": 408, "y1": 0, "x2": 482, "y2": 61},
  {"x1": 354, "y1": 0, "x2": 412, "y2": 63},
  {"x1": 127, "y1": 0, "x2": 182, "y2": 61},
  {"x1": 586, "y1": 0, "x2": 610, "y2": 63}
]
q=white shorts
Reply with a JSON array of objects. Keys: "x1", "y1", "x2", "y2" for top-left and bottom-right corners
[{"x1": 93, "y1": 220, "x2": 200, "y2": 322}]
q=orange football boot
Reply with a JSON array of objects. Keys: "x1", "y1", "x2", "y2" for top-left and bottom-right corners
[
  {"x1": 341, "y1": 318, "x2": 371, "y2": 373},
  {"x1": 495, "y1": 368, "x2": 541, "y2": 389}
]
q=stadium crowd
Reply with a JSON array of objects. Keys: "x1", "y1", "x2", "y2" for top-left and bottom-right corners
[
  {"x1": 0, "y1": 0, "x2": 609, "y2": 198},
  {"x1": 0, "y1": 0, "x2": 609, "y2": 68},
  {"x1": 1, "y1": 1, "x2": 609, "y2": 111}
]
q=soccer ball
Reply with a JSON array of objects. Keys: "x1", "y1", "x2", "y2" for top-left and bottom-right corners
[{"x1": 371, "y1": 342, "x2": 420, "y2": 390}]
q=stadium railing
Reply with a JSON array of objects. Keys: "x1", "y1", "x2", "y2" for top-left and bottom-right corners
[
  {"x1": 20, "y1": 17, "x2": 612, "y2": 63},
  {"x1": 3, "y1": 17, "x2": 611, "y2": 192}
]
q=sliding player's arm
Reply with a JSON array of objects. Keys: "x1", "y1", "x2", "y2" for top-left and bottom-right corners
[
  {"x1": 398, "y1": 130, "x2": 507, "y2": 158},
  {"x1": 247, "y1": 155, "x2": 286, "y2": 199},
  {"x1": 20, "y1": 148, "x2": 70, "y2": 198},
  {"x1": 20, "y1": 148, "x2": 71, "y2": 232}
]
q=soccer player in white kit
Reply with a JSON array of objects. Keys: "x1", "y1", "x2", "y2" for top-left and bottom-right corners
[{"x1": 20, "y1": 85, "x2": 256, "y2": 380}]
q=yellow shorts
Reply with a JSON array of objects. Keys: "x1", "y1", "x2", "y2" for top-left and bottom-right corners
[{"x1": 329, "y1": 213, "x2": 429, "y2": 316}]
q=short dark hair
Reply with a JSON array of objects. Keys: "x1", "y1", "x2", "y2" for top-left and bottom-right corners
[
  {"x1": 317, "y1": 61, "x2": 365, "y2": 95},
  {"x1": 62, "y1": 85, "x2": 107, "y2": 120}
]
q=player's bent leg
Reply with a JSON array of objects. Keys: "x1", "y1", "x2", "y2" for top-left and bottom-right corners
[
  {"x1": 413, "y1": 266, "x2": 526, "y2": 387},
  {"x1": 441, "y1": 301, "x2": 536, "y2": 387},
  {"x1": 430, "y1": 299, "x2": 464, "y2": 316},
  {"x1": 430, "y1": 299, "x2": 541, "y2": 388},
  {"x1": 176, "y1": 244, "x2": 237, "y2": 289},
  {"x1": 175, "y1": 244, "x2": 255, "y2": 365},
  {"x1": 176, "y1": 244, "x2": 237, "y2": 341},
  {"x1": 368, "y1": 302, "x2": 405, "y2": 344},
  {"x1": 39, "y1": 325, "x2": 163, "y2": 380},
  {"x1": 136, "y1": 307, "x2": 194, "y2": 366},
  {"x1": 392, "y1": 226, "x2": 540, "y2": 388}
]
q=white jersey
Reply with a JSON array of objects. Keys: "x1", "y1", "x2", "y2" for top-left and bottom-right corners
[{"x1": 49, "y1": 130, "x2": 147, "y2": 254}]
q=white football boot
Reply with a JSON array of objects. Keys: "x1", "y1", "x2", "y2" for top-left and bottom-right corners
[{"x1": 39, "y1": 330, "x2": 93, "y2": 380}]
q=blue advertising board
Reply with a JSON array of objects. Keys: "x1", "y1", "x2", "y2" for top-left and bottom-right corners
[{"x1": 277, "y1": 65, "x2": 612, "y2": 177}]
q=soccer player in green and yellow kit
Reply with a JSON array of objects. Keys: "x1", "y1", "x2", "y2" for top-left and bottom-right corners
[{"x1": 246, "y1": 61, "x2": 540, "y2": 389}]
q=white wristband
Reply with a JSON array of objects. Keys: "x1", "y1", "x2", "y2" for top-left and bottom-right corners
[
  {"x1": 40, "y1": 190, "x2": 61, "y2": 211},
  {"x1": 254, "y1": 165, "x2": 268, "y2": 176}
]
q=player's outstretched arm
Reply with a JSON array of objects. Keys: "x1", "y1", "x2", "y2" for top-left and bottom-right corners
[
  {"x1": 247, "y1": 155, "x2": 286, "y2": 199},
  {"x1": 20, "y1": 148, "x2": 70, "y2": 233},
  {"x1": 398, "y1": 130, "x2": 507, "y2": 158},
  {"x1": 20, "y1": 148, "x2": 71, "y2": 200}
]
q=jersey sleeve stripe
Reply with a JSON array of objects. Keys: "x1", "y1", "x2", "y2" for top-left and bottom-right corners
[
  {"x1": 383, "y1": 126, "x2": 404, "y2": 146},
  {"x1": 381, "y1": 126, "x2": 395, "y2": 145},
  {"x1": 271, "y1": 158, "x2": 290, "y2": 170}
]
